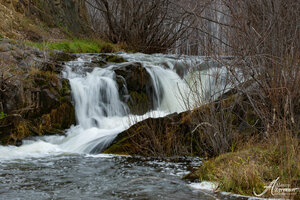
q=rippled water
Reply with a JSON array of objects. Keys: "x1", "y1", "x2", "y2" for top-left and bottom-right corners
[
  {"x1": 0, "y1": 155, "x2": 259, "y2": 200},
  {"x1": 0, "y1": 155, "x2": 200, "y2": 200}
]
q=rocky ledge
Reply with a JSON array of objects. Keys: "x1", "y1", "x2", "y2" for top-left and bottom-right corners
[
  {"x1": 0, "y1": 38, "x2": 76, "y2": 145},
  {"x1": 103, "y1": 92, "x2": 262, "y2": 157}
]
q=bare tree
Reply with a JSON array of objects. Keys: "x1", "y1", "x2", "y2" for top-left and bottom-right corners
[{"x1": 86, "y1": 0, "x2": 196, "y2": 53}]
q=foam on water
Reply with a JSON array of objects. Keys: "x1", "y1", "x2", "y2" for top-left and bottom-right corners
[{"x1": 0, "y1": 53, "x2": 227, "y2": 160}]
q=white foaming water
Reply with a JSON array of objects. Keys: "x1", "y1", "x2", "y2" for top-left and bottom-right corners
[
  {"x1": 146, "y1": 66, "x2": 188, "y2": 112},
  {"x1": 0, "y1": 53, "x2": 227, "y2": 160}
]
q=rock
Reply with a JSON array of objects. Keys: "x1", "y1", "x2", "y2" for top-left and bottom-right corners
[
  {"x1": 15, "y1": 139, "x2": 22, "y2": 147},
  {"x1": 103, "y1": 111, "x2": 193, "y2": 156},
  {"x1": 50, "y1": 51, "x2": 77, "y2": 62},
  {"x1": 0, "y1": 43, "x2": 11, "y2": 52},
  {"x1": 114, "y1": 62, "x2": 155, "y2": 115},
  {"x1": 24, "y1": 0, "x2": 91, "y2": 35},
  {"x1": 98, "y1": 54, "x2": 128, "y2": 63},
  {"x1": 0, "y1": 114, "x2": 25, "y2": 145},
  {"x1": 103, "y1": 93, "x2": 262, "y2": 157},
  {"x1": 198, "y1": 60, "x2": 222, "y2": 71},
  {"x1": 0, "y1": 52, "x2": 15, "y2": 62},
  {"x1": 0, "y1": 39, "x2": 76, "y2": 146},
  {"x1": 91, "y1": 57, "x2": 107, "y2": 67}
]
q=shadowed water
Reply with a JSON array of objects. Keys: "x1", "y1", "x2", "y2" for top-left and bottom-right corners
[{"x1": 0, "y1": 155, "x2": 255, "y2": 200}]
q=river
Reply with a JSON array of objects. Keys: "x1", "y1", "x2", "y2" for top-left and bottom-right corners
[{"x1": 0, "y1": 53, "x2": 251, "y2": 200}]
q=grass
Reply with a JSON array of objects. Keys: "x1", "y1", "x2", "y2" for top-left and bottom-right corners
[
  {"x1": 25, "y1": 39, "x2": 121, "y2": 53},
  {"x1": 184, "y1": 134, "x2": 300, "y2": 198}
]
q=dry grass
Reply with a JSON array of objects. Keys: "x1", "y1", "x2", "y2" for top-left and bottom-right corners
[
  {"x1": 184, "y1": 132, "x2": 300, "y2": 198},
  {"x1": 0, "y1": 1, "x2": 68, "y2": 41}
]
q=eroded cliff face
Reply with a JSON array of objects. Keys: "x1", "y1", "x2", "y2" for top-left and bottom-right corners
[
  {"x1": 0, "y1": 0, "x2": 91, "y2": 41},
  {"x1": 27, "y1": 0, "x2": 91, "y2": 34}
]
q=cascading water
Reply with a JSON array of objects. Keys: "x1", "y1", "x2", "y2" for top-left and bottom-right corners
[
  {"x1": 0, "y1": 53, "x2": 244, "y2": 200},
  {"x1": 0, "y1": 53, "x2": 230, "y2": 160}
]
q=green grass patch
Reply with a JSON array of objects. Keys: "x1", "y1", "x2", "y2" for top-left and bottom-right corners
[
  {"x1": 25, "y1": 39, "x2": 120, "y2": 53},
  {"x1": 184, "y1": 141, "x2": 300, "y2": 197}
]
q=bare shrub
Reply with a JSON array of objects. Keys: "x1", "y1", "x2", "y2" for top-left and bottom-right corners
[
  {"x1": 188, "y1": 0, "x2": 300, "y2": 187},
  {"x1": 86, "y1": 0, "x2": 196, "y2": 53}
]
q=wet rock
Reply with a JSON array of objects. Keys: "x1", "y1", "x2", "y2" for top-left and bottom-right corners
[
  {"x1": 114, "y1": 62, "x2": 156, "y2": 115},
  {"x1": 91, "y1": 56, "x2": 107, "y2": 67},
  {"x1": 0, "y1": 114, "x2": 24, "y2": 145},
  {"x1": 0, "y1": 39, "x2": 76, "y2": 146},
  {"x1": 103, "y1": 93, "x2": 262, "y2": 157},
  {"x1": 198, "y1": 60, "x2": 222, "y2": 70},
  {"x1": 15, "y1": 139, "x2": 22, "y2": 147},
  {"x1": 50, "y1": 51, "x2": 77, "y2": 62},
  {"x1": 99, "y1": 54, "x2": 128, "y2": 63}
]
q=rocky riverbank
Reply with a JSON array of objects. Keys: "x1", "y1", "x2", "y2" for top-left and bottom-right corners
[{"x1": 0, "y1": 38, "x2": 76, "y2": 145}]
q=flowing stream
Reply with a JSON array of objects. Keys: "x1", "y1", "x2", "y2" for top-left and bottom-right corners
[{"x1": 0, "y1": 53, "x2": 248, "y2": 200}]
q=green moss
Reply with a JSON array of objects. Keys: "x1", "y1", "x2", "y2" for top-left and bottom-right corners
[
  {"x1": 103, "y1": 137, "x2": 131, "y2": 155},
  {"x1": 0, "y1": 112, "x2": 7, "y2": 120},
  {"x1": 15, "y1": 121, "x2": 32, "y2": 138},
  {"x1": 60, "y1": 79, "x2": 71, "y2": 96},
  {"x1": 246, "y1": 110, "x2": 258, "y2": 126},
  {"x1": 100, "y1": 54, "x2": 128, "y2": 63},
  {"x1": 128, "y1": 91, "x2": 149, "y2": 114},
  {"x1": 25, "y1": 39, "x2": 121, "y2": 53},
  {"x1": 92, "y1": 60, "x2": 107, "y2": 67}
]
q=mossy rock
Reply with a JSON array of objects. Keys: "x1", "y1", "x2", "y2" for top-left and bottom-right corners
[
  {"x1": 128, "y1": 91, "x2": 150, "y2": 115},
  {"x1": 103, "y1": 126, "x2": 141, "y2": 155},
  {"x1": 50, "y1": 51, "x2": 77, "y2": 62},
  {"x1": 103, "y1": 132, "x2": 132, "y2": 155},
  {"x1": 0, "y1": 115, "x2": 31, "y2": 146},
  {"x1": 92, "y1": 60, "x2": 107, "y2": 67},
  {"x1": 59, "y1": 79, "x2": 71, "y2": 96},
  {"x1": 114, "y1": 62, "x2": 156, "y2": 114},
  {"x1": 99, "y1": 54, "x2": 128, "y2": 63},
  {"x1": 103, "y1": 112, "x2": 195, "y2": 156}
]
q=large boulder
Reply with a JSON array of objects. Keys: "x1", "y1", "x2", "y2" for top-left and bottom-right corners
[
  {"x1": 114, "y1": 62, "x2": 157, "y2": 115},
  {"x1": 103, "y1": 92, "x2": 262, "y2": 157}
]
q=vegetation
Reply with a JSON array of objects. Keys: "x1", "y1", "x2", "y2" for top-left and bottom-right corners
[
  {"x1": 185, "y1": 0, "x2": 300, "y2": 198},
  {"x1": 184, "y1": 137, "x2": 300, "y2": 197},
  {"x1": 86, "y1": 0, "x2": 195, "y2": 53},
  {"x1": 102, "y1": 0, "x2": 299, "y2": 198},
  {"x1": 0, "y1": 112, "x2": 6, "y2": 120},
  {"x1": 25, "y1": 39, "x2": 121, "y2": 53},
  {"x1": 0, "y1": 0, "x2": 299, "y2": 198}
]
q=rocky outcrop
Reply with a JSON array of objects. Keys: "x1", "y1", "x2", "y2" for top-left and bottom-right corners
[
  {"x1": 114, "y1": 62, "x2": 156, "y2": 115},
  {"x1": 91, "y1": 55, "x2": 158, "y2": 115},
  {"x1": 103, "y1": 93, "x2": 262, "y2": 157},
  {"x1": 0, "y1": 0, "x2": 91, "y2": 41},
  {"x1": 19, "y1": 0, "x2": 91, "y2": 35},
  {"x1": 0, "y1": 39, "x2": 75, "y2": 145}
]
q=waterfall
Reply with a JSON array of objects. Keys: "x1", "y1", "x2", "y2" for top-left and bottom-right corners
[
  {"x1": 66, "y1": 67, "x2": 128, "y2": 128},
  {"x1": 0, "y1": 53, "x2": 229, "y2": 160}
]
